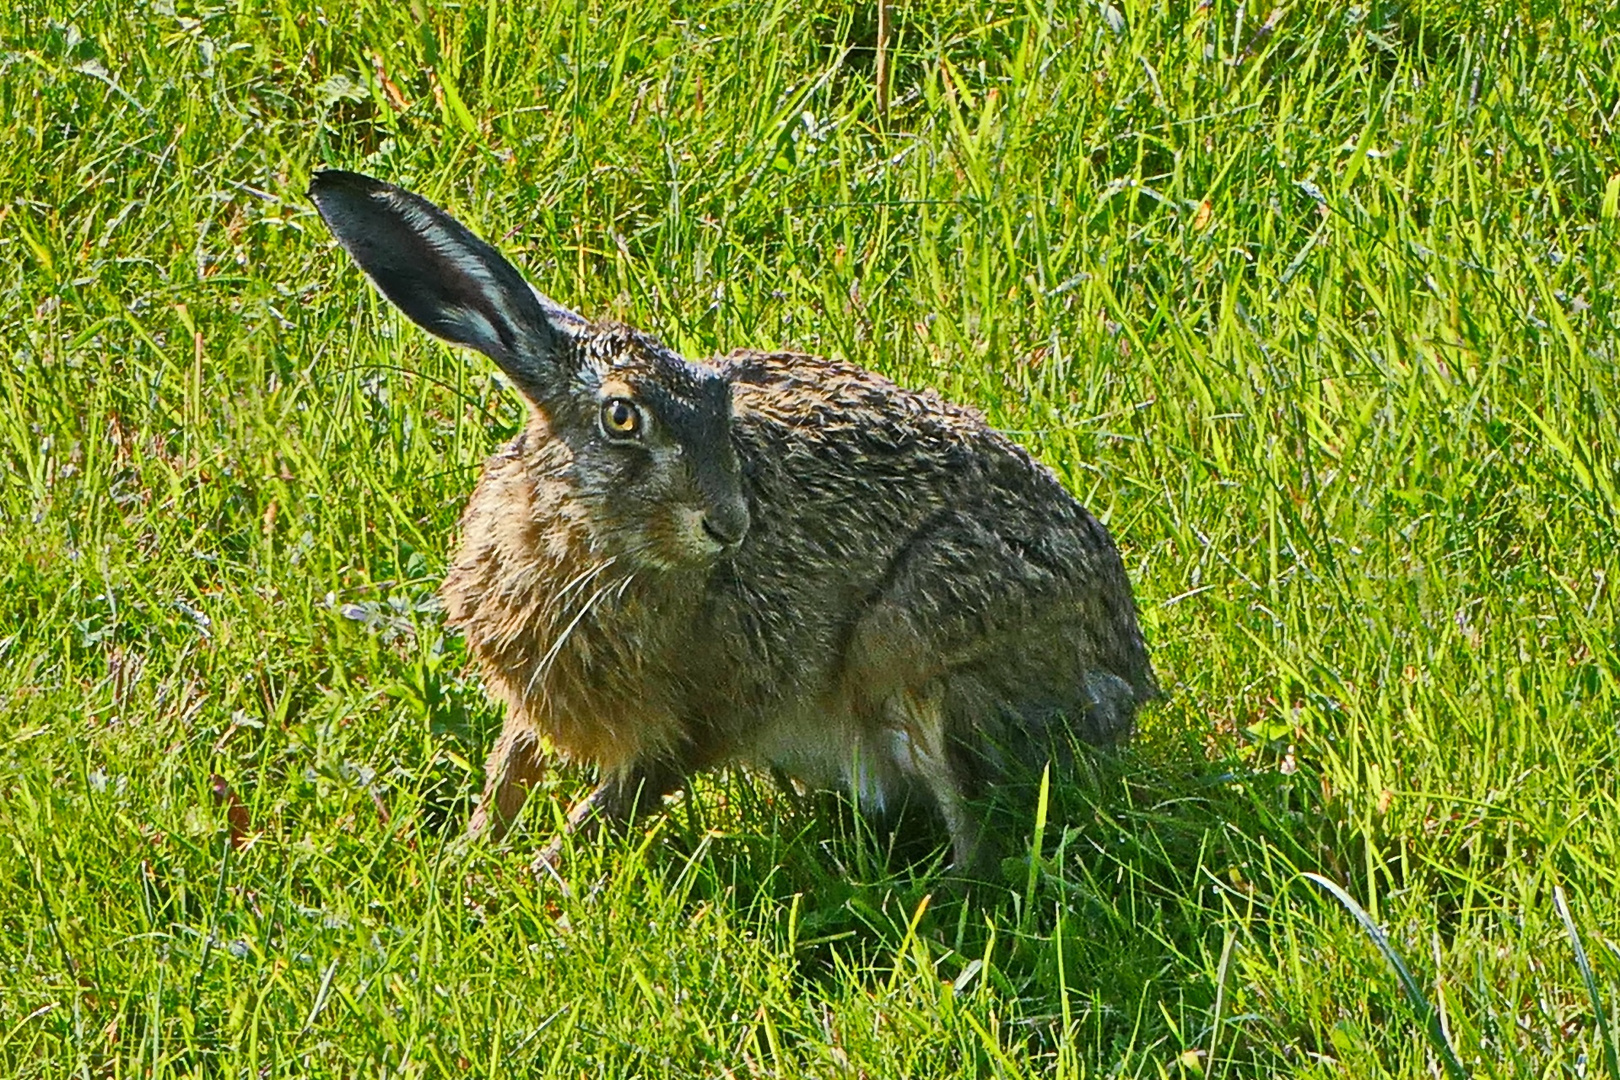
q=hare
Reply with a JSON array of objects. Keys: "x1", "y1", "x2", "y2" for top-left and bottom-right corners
[{"x1": 309, "y1": 170, "x2": 1157, "y2": 876}]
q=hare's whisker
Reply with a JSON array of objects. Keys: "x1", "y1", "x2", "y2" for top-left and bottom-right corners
[
  {"x1": 528, "y1": 574, "x2": 630, "y2": 697},
  {"x1": 614, "y1": 572, "x2": 637, "y2": 600},
  {"x1": 549, "y1": 555, "x2": 619, "y2": 611}
]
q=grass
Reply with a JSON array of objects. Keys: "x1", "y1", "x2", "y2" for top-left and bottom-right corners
[{"x1": 2, "y1": 0, "x2": 1618, "y2": 1074}]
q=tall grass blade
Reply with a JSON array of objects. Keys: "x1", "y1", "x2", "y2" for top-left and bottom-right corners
[
  {"x1": 1555, "y1": 883, "x2": 1620, "y2": 1080},
  {"x1": 1303, "y1": 872, "x2": 1467, "y2": 1080}
]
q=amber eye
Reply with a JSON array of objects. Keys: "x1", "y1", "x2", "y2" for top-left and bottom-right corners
[{"x1": 599, "y1": 397, "x2": 642, "y2": 439}]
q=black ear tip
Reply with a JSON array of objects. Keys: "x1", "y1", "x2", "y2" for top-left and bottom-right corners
[{"x1": 308, "y1": 169, "x2": 390, "y2": 205}]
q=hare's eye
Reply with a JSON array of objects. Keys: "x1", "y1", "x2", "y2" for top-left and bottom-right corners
[{"x1": 599, "y1": 397, "x2": 642, "y2": 439}]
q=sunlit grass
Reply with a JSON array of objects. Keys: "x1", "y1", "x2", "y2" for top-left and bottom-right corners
[{"x1": 2, "y1": 0, "x2": 1617, "y2": 1075}]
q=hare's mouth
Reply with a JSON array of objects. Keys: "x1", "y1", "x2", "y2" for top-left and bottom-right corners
[
  {"x1": 617, "y1": 500, "x2": 747, "y2": 569},
  {"x1": 700, "y1": 517, "x2": 734, "y2": 548},
  {"x1": 649, "y1": 506, "x2": 734, "y2": 564}
]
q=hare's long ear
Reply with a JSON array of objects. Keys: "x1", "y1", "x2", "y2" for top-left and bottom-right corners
[{"x1": 309, "y1": 170, "x2": 582, "y2": 403}]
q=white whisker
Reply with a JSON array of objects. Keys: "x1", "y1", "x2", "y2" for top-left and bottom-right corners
[{"x1": 526, "y1": 570, "x2": 632, "y2": 698}]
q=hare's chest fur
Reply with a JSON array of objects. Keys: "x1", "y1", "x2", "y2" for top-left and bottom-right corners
[{"x1": 440, "y1": 435, "x2": 706, "y2": 771}]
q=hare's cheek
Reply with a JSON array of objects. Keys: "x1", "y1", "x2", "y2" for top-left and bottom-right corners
[
  {"x1": 605, "y1": 449, "x2": 652, "y2": 493},
  {"x1": 578, "y1": 448, "x2": 657, "y2": 510},
  {"x1": 617, "y1": 506, "x2": 709, "y2": 570}
]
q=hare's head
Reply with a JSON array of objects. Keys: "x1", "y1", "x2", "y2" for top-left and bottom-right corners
[{"x1": 309, "y1": 171, "x2": 749, "y2": 570}]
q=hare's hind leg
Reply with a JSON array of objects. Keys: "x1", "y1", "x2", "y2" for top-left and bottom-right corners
[
  {"x1": 469, "y1": 725, "x2": 547, "y2": 841},
  {"x1": 886, "y1": 684, "x2": 994, "y2": 877}
]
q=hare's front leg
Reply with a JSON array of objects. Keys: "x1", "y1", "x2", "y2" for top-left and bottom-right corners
[
  {"x1": 533, "y1": 760, "x2": 684, "y2": 872},
  {"x1": 468, "y1": 725, "x2": 548, "y2": 841}
]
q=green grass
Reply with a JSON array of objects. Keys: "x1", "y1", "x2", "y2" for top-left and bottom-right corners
[{"x1": 3, "y1": 0, "x2": 1618, "y2": 1074}]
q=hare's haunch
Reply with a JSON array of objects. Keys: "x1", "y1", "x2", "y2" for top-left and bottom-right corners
[{"x1": 310, "y1": 171, "x2": 1157, "y2": 876}]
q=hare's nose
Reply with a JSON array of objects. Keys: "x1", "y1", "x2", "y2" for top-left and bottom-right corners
[{"x1": 701, "y1": 500, "x2": 750, "y2": 549}]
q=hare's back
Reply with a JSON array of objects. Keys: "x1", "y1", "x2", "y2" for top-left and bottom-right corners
[{"x1": 714, "y1": 348, "x2": 1156, "y2": 719}]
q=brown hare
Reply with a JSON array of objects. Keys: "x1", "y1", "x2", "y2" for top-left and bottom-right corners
[{"x1": 309, "y1": 170, "x2": 1157, "y2": 877}]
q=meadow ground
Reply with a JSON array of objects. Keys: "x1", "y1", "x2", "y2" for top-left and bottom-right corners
[{"x1": 2, "y1": 0, "x2": 1618, "y2": 1075}]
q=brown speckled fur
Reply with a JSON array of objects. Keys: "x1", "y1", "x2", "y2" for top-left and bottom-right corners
[{"x1": 310, "y1": 171, "x2": 1158, "y2": 876}]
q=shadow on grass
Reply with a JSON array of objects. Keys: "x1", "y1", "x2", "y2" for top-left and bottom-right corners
[{"x1": 500, "y1": 720, "x2": 1361, "y2": 1067}]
